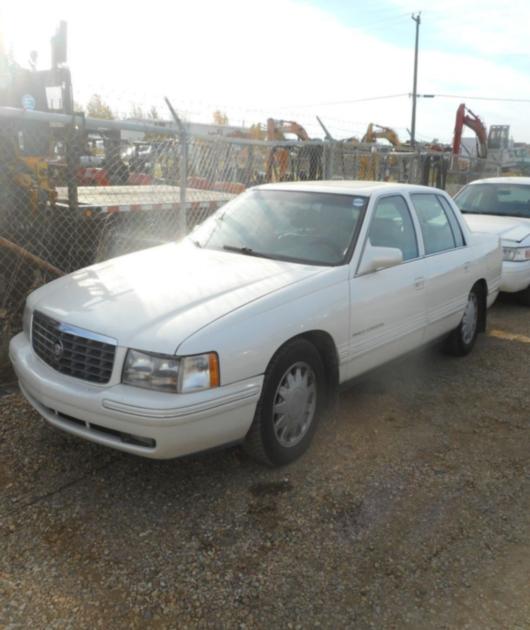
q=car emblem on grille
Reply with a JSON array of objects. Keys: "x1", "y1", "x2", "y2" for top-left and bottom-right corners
[{"x1": 53, "y1": 340, "x2": 64, "y2": 358}]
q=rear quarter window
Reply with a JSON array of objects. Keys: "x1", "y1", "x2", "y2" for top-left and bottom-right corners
[{"x1": 437, "y1": 195, "x2": 466, "y2": 247}]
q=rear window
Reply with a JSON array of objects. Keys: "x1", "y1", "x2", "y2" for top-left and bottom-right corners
[
  {"x1": 438, "y1": 196, "x2": 466, "y2": 247},
  {"x1": 410, "y1": 194, "x2": 457, "y2": 255}
]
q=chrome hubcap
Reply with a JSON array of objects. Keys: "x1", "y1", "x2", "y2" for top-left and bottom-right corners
[
  {"x1": 462, "y1": 292, "x2": 478, "y2": 344},
  {"x1": 272, "y1": 362, "x2": 317, "y2": 448}
]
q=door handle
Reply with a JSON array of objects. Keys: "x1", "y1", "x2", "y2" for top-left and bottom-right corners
[
  {"x1": 464, "y1": 261, "x2": 471, "y2": 272},
  {"x1": 414, "y1": 277, "x2": 425, "y2": 290}
]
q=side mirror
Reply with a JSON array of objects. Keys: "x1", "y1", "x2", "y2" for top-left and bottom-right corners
[{"x1": 357, "y1": 241, "x2": 403, "y2": 276}]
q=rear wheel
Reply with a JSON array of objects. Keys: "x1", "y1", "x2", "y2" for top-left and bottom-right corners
[
  {"x1": 445, "y1": 285, "x2": 481, "y2": 356},
  {"x1": 244, "y1": 339, "x2": 326, "y2": 466}
]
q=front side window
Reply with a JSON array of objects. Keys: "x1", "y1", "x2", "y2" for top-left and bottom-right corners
[
  {"x1": 454, "y1": 183, "x2": 530, "y2": 219},
  {"x1": 368, "y1": 195, "x2": 418, "y2": 261},
  {"x1": 411, "y1": 194, "x2": 457, "y2": 255},
  {"x1": 191, "y1": 190, "x2": 367, "y2": 266}
]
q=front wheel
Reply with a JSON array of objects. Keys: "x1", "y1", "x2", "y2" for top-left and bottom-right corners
[
  {"x1": 244, "y1": 339, "x2": 327, "y2": 466},
  {"x1": 445, "y1": 285, "x2": 481, "y2": 356}
]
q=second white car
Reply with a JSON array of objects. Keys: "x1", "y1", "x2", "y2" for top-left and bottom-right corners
[{"x1": 455, "y1": 176, "x2": 530, "y2": 305}]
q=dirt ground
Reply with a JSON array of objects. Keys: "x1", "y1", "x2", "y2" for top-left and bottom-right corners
[{"x1": 1, "y1": 296, "x2": 529, "y2": 629}]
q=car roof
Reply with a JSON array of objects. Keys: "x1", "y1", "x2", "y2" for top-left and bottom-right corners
[
  {"x1": 465, "y1": 176, "x2": 530, "y2": 186},
  {"x1": 253, "y1": 180, "x2": 445, "y2": 196}
]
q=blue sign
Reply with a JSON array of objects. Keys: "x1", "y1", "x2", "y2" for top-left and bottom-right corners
[{"x1": 21, "y1": 94, "x2": 36, "y2": 110}]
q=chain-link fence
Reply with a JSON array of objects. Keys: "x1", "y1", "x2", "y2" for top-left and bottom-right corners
[{"x1": 0, "y1": 105, "x2": 501, "y2": 371}]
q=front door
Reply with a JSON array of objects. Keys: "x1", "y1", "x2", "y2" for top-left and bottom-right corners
[{"x1": 346, "y1": 194, "x2": 427, "y2": 380}]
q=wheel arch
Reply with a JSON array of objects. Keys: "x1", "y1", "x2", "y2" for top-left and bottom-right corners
[{"x1": 269, "y1": 329, "x2": 340, "y2": 403}]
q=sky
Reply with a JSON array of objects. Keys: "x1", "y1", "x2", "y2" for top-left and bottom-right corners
[{"x1": 2, "y1": 0, "x2": 530, "y2": 143}]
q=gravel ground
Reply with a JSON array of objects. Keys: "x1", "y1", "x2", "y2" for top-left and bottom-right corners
[{"x1": 1, "y1": 297, "x2": 529, "y2": 629}]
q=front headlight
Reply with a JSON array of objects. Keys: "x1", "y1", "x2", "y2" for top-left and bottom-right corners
[
  {"x1": 22, "y1": 303, "x2": 32, "y2": 339},
  {"x1": 122, "y1": 349, "x2": 219, "y2": 393},
  {"x1": 503, "y1": 246, "x2": 530, "y2": 262}
]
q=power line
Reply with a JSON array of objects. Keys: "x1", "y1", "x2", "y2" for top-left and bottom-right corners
[
  {"x1": 281, "y1": 93, "x2": 409, "y2": 109},
  {"x1": 431, "y1": 93, "x2": 530, "y2": 103},
  {"x1": 287, "y1": 91, "x2": 530, "y2": 111}
]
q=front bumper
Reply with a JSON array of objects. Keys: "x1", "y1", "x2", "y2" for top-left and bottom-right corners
[
  {"x1": 9, "y1": 333, "x2": 263, "y2": 459},
  {"x1": 500, "y1": 260, "x2": 530, "y2": 293}
]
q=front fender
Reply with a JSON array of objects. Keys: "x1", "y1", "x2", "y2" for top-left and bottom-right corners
[{"x1": 177, "y1": 266, "x2": 350, "y2": 386}]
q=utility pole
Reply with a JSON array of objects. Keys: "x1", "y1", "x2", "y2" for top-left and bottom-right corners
[{"x1": 410, "y1": 12, "x2": 421, "y2": 147}]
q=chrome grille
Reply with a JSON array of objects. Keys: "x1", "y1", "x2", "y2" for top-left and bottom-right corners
[{"x1": 32, "y1": 311, "x2": 116, "y2": 384}]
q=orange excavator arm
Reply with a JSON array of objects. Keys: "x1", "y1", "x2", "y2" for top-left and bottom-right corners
[{"x1": 452, "y1": 103, "x2": 487, "y2": 159}]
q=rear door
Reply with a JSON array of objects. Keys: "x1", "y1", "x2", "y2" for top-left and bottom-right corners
[
  {"x1": 409, "y1": 192, "x2": 472, "y2": 342},
  {"x1": 347, "y1": 194, "x2": 427, "y2": 379}
]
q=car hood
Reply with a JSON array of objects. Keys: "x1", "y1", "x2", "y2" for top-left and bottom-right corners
[
  {"x1": 463, "y1": 214, "x2": 530, "y2": 243},
  {"x1": 29, "y1": 241, "x2": 323, "y2": 353}
]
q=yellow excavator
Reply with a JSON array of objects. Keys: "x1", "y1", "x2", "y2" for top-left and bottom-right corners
[
  {"x1": 265, "y1": 118, "x2": 322, "y2": 182},
  {"x1": 361, "y1": 123, "x2": 403, "y2": 149}
]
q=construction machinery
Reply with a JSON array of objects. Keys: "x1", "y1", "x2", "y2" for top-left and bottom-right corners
[
  {"x1": 0, "y1": 129, "x2": 57, "y2": 212},
  {"x1": 0, "y1": 21, "x2": 78, "y2": 205},
  {"x1": 361, "y1": 123, "x2": 403, "y2": 149},
  {"x1": 265, "y1": 118, "x2": 322, "y2": 181},
  {"x1": 487, "y1": 125, "x2": 517, "y2": 171},
  {"x1": 452, "y1": 103, "x2": 488, "y2": 159}
]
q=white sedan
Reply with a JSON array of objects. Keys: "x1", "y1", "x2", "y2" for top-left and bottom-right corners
[
  {"x1": 10, "y1": 182, "x2": 502, "y2": 466},
  {"x1": 454, "y1": 177, "x2": 530, "y2": 305}
]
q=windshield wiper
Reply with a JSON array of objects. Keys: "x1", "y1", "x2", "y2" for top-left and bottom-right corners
[
  {"x1": 222, "y1": 244, "x2": 256, "y2": 255},
  {"x1": 460, "y1": 209, "x2": 530, "y2": 219},
  {"x1": 221, "y1": 244, "x2": 280, "y2": 261},
  {"x1": 190, "y1": 239, "x2": 202, "y2": 248}
]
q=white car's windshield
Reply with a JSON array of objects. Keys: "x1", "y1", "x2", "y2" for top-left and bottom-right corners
[
  {"x1": 191, "y1": 189, "x2": 368, "y2": 265},
  {"x1": 455, "y1": 183, "x2": 530, "y2": 219}
]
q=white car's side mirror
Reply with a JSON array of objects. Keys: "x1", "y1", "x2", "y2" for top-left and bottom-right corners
[{"x1": 357, "y1": 242, "x2": 403, "y2": 276}]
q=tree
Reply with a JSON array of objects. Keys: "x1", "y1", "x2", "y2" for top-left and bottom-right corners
[
  {"x1": 148, "y1": 106, "x2": 160, "y2": 120},
  {"x1": 86, "y1": 94, "x2": 114, "y2": 120},
  {"x1": 213, "y1": 110, "x2": 229, "y2": 126},
  {"x1": 128, "y1": 103, "x2": 145, "y2": 119}
]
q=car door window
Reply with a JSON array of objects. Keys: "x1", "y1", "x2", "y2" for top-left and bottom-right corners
[
  {"x1": 437, "y1": 195, "x2": 466, "y2": 247},
  {"x1": 368, "y1": 195, "x2": 418, "y2": 261},
  {"x1": 411, "y1": 194, "x2": 457, "y2": 254}
]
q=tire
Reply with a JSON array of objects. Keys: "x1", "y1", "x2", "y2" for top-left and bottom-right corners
[
  {"x1": 244, "y1": 339, "x2": 327, "y2": 466},
  {"x1": 516, "y1": 285, "x2": 530, "y2": 306},
  {"x1": 445, "y1": 285, "x2": 482, "y2": 356}
]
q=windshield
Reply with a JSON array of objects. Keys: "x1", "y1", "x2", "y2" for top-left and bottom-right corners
[
  {"x1": 190, "y1": 189, "x2": 367, "y2": 265},
  {"x1": 455, "y1": 183, "x2": 530, "y2": 219}
]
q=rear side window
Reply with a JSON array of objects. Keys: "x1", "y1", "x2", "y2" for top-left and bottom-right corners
[
  {"x1": 437, "y1": 195, "x2": 466, "y2": 247},
  {"x1": 411, "y1": 194, "x2": 457, "y2": 254},
  {"x1": 368, "y1": 195, "x2": 418, "y2": 261}
]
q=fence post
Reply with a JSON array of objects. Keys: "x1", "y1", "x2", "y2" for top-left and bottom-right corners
[
  {"x1": 164, "y1": 97, "x2": 187, "y2": 237},
  {"x1": 179, "y1": 128, "x2": 188, "y2": 235},
  {"x1": 65, "y1": 113, "x2": 83, "y2": 210},
  {"x1": 323, "y1": 140, "x2": 331, "y2": 179}
]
